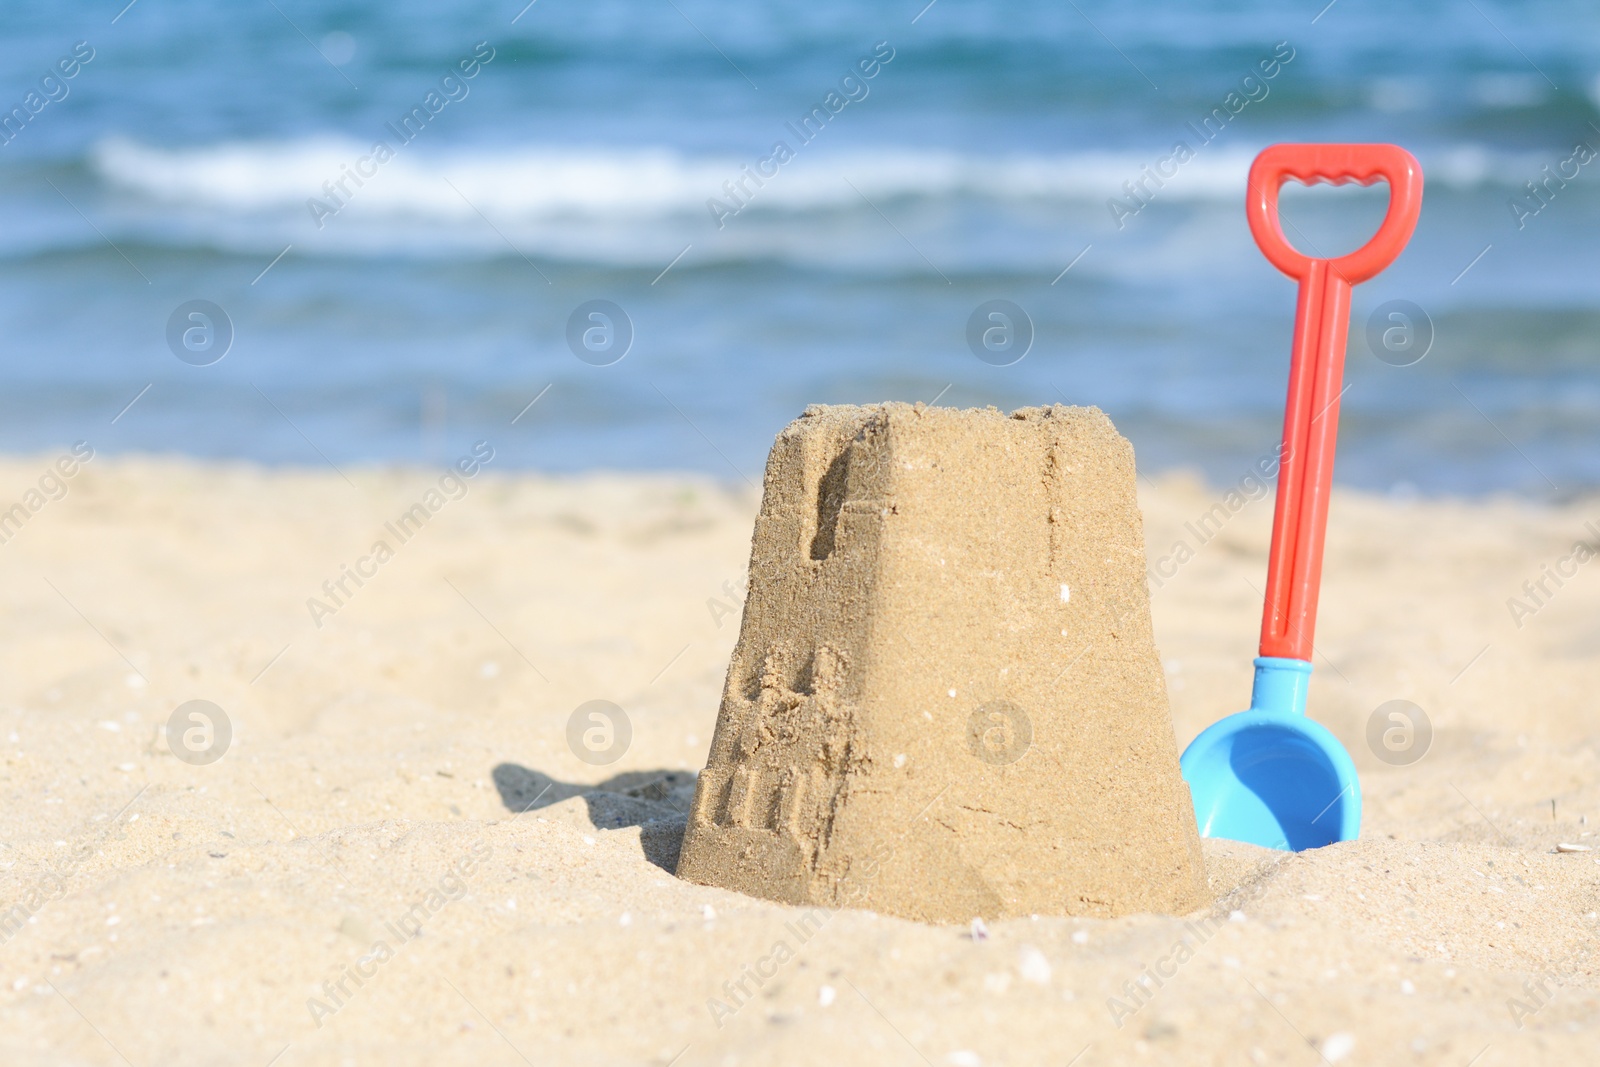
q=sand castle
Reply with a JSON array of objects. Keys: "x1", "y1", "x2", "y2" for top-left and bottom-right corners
[{"x1": 676, "y1": 403, "x2": 1207, "y2": 922}]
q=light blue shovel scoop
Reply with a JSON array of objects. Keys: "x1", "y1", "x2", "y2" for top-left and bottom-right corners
[{"x1": 1179, "y1": 657, "x2": 1360, "y2": 851}]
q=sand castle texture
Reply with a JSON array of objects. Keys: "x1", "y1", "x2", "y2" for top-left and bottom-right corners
[{"x1": 676, "y1": 403, "x2": 1206, "y2": 922}]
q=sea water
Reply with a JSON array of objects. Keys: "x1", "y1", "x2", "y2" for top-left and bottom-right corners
[{"x1": 1, "y1": 0, "x2": 1598, "y2": 495}]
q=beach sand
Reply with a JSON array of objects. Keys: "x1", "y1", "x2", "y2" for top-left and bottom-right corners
[{"x1": 0, "y1": 454, "x2": 1596, "y2": 1066}]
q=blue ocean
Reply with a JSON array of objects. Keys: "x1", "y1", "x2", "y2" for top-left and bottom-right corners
[{"x1": 2, "y1": 0, "x2": 1599, "y2": 494}]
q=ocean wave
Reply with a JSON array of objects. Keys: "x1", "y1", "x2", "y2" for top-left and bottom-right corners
[
  {"x1": 89, "y1": 136, "x2": 1258, "y2": 219},
  {"x1": 89, "y1": 137, "x2": 1570, "y2": 224},
  {"x1": 18, "y1": 135, "x2": 1581, "y2": 272}
]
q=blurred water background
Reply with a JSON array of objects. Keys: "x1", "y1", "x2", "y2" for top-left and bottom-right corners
[{"x1": 2, "y1": 0, "x2": 1600, "y2": 494}]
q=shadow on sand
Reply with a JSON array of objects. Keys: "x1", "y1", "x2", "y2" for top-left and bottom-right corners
[{"x1": 490, "y1": 762, "x2": 698, "y2": 872}]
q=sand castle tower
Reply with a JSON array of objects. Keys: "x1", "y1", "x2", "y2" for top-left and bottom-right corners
[{"x1": 677, "y1": 403, "x2": 1206, "y2": 922}]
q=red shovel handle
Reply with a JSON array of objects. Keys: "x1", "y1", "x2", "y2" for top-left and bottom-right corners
[
  {"x1": 1247, "y1": 143, "x2": 1423, "y2": 285},
  {"x1": 1250, "y1": 144, "x2": 1423, "y2": 662}
]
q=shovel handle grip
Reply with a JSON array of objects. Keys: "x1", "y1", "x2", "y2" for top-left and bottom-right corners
[
  {"x1": 1251, "y1": 144, "x2": 1423, "y2": 662},
  {"x1": 1246, "y1": 143, "x2": 1423, "y2": 285}
]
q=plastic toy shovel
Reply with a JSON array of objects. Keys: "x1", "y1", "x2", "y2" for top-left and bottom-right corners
[{"x1": 1180, "y1": 143, "x2": 1423, "y2": 851}]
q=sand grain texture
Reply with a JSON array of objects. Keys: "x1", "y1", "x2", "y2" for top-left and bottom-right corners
[
  {"x1": 678, "y1": 404, "x2": 1205, "y2": 921},
  {"x1": 0, "y1": 455, "x2": 1595, "y2": 1065}
]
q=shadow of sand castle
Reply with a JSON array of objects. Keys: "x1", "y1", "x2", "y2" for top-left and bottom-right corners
[{"x1": 490, "y1": 763, "x2": 697, "y2": 872}]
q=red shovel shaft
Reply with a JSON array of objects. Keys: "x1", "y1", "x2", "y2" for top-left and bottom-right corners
[
  {"x1": 1260, "y1": 261, "x2": 1350, "y2": 659},
  {"x1": 1246, "y1": 144, "x2": 1423, "y2": 662}
]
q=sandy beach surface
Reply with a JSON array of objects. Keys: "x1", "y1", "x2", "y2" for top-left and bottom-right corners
[{"x1": 0, "y1": 451, "x2": 1597, "y2": 1066}]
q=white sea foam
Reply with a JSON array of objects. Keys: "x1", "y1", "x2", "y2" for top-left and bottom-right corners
[
  {"x1": 90, "y1": 136, "x2": 1556, "y2": 224},
  {"x1": 88, "y1": 136, "x2": 1264, "y2": 220},
  {"x1": 57, "y1": 135, "x2": 1574, "y2": 273}
]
